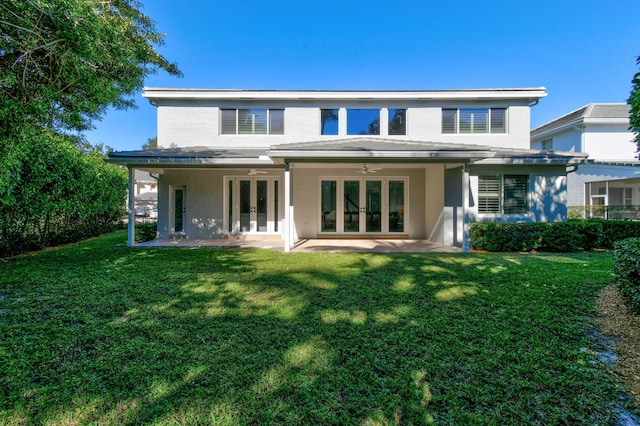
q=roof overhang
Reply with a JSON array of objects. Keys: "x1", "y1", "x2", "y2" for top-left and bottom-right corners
[
  {"x1": 107, "y1": 139, "x2": 587, "y2": 169},
  {"x1": 107, "y1": 147, "x2": 274, "y2": 168},
  {"x1": 143, "y1": 87, "x2": 548, "y2": 105}
]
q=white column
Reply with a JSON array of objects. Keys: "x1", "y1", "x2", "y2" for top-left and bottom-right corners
[
  {"x1": 284, "y1": 164, "x2": 291, "y2": 252},
  {"x1": 462, "y1": 166, "x2": 470, "y2": 253},
  {"x1": 128, "y1": 166, "x2": 135, "y2": 247}
]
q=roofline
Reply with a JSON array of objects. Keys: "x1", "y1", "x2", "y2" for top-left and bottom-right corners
[
  {"x1": 531, "y1": 102, "x2": 630, "y2": 138},
  {"x1": 143, "y1": 87, "x2": 548, "y2": 104}
]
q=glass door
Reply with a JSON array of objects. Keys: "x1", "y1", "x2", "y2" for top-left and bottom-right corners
[
  {"x1": 171, "y1": 186, "x2": 186, "y2": 234},
  {"x1": 343, "y1": 180, "x2": 360, "y2": 232},
  {"x1": 226, "y1": 177, "x2": 281, "y2": 234},
  {"x1": 320, "y1": 178, "x2": 407, "y2": 235}
]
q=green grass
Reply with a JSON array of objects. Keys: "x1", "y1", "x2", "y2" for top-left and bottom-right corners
[{"x1": 0, "y1": 232, "x2": 624, "y2": 425}]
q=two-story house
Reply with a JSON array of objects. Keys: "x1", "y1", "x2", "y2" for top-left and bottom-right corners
[
  {"x1": 109, "y1": 88, "x2": 586, "y2": 251},
  {"x1": 531, "y1": 103, "x2": 640, "y2": 218}
]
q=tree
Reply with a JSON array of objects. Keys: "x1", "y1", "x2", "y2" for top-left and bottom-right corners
[
  {"x1": 0, "y1": 0, "x2": 182, "y2": 138},
  {"x1": 629, "y1": 55, "x2": 640, "y2": 158},
  {"x1": 142, "y1": 136, "x2": 157, "y2": 150},
  {"x1": 0, "y1": 0, "x2": 179, "y2": 254}
]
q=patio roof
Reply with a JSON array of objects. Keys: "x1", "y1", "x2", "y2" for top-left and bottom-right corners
[{"x1": 107, "y1": 139, "x2": 587, "y2": 167}]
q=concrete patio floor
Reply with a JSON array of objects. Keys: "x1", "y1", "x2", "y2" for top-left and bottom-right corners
[{"x1": 136, "y1": 237, "x2": 462, "y2": 253}]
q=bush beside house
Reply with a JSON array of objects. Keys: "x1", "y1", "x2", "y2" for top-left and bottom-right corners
[
  {"x1": 470, "y1": 220, "x2": 640, "y2": 252},
  {"x1": 613, "y1": 238, "x2": 640, "y2": 313}
]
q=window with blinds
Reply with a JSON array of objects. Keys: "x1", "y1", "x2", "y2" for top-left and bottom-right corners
[
  {"x1": 442, "y1": 108, "x2": 507, "y2": 134},
  {"x1": 221, "y1": 109, "x2": 284, "y2": 135},
  {"x1": 478, "y1": 176, "x2": 501, "y2": 213},
  {"x1": 442, "y1": 109, "x2": 457, "y2": 133},
  {"x1": 478, "y1": 174, "x2": 528, "y2": 214},
  {"x1": 503, "y1": 175, "x2": 528, "y2": 214}
]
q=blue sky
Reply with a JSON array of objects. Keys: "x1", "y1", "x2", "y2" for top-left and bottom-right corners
[{"x1": 86, "y1": 0, "x2": 640, "y2": 152}]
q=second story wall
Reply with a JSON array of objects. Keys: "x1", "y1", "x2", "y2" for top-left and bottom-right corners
[{"x1": 149, "y1": 89, "x2": 546, "y2": 151}]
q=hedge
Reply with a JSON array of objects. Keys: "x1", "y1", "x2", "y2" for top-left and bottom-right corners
[
  {"x1": 470, "y1": 220, "x2": 640, "y2": 252},
  {"x1": 135, "y1": 222, "x2": 158, "y2": 243},
  {"x1": 613, "y1": 238, "x2": 640, "y2": 313}
]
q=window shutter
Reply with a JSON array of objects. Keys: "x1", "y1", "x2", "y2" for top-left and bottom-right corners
[
  {"x1": 221, "y1": 109, "x2": 237, "y2": 134},
  {"x1": 442, "y1": 109, "x2": 457, "y2": 133},
  {"x1": 478, "y1": 176, "x2": 501, "y2": 213},
  {"x1": 238, "y1": 109, "x2": 268, "y2": 134},
  {"x1": 269, "y1": 109, "x2": 284, "y2": 134},
  {"x1": 503, "y1": 175, "x2": 528, "y2": 214},
  {"x1": 490, "y1": 108, "x2": 506, "y2": 133}
]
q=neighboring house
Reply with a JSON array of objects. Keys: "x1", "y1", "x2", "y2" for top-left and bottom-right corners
[
  {"x1": 530, "y1": 103, "x2": 640, "y2": 218},
  {"x1": 109, "y1": 88, "x2": 586, "y2": 251},
  {"x1": 132, "y1": 170, "x2": 158, "y2": 218}
]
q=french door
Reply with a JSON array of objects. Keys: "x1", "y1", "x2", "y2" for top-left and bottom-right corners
[
  {"x1": 225, "y1": 177, "x2": 281, "y2": 234},
  {"x1": 320, "y1": 178, "x2": 407, "y2": 235}
]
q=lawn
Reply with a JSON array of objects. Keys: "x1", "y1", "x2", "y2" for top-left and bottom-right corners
[{"x1": 0, "y1": 231, "x2": 625, "y2": 425}]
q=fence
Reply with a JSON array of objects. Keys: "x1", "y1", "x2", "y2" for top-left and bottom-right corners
[{"x1": 568, "y1": 205, "x2": 640, "y2": 220}]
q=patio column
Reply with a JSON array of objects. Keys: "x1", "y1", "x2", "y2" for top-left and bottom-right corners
[
  {"x1": 284, "y1": 163, "x2": 291, "y2": 252},
  {"x1": 128, "y1": 166, "x2": 135, "y2": 247},
  {"x1": 462, "y1": 166, "x2": 470, "y2": 253}
]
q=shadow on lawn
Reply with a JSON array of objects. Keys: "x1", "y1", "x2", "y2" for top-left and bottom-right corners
[{"x1": 0, "y1": 237, "x2": 619, "y2": 425}]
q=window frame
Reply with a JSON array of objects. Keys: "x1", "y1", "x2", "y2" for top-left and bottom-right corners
[
  {"x1": 442, "y1": 107, "x2": 507, "y2": 134},
  {"x1": 478, "y1": 174, "x2": 529, "y2": 215},
  {"x1": 220, "y1": 108, "x2": 284, "y2": 135}
]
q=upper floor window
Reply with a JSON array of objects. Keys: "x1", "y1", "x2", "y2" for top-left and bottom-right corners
[
  {"x1": 388, "y1": 109, "x2": 406, "y2": 135},
  {"x1": 221, "y1": 108, "x2": 284, "y2": 135},
  {"x1": 321, "y1": 109, "x2": 339, "y2": 135},
  {"x1": 442, "y1": 108, "x2": 506, "y2": 134},
  {"x1": 347, "y1": 109, "x2": 380, "y2": 135},
  {"x1": 541, "y1": 139, "x2": 553, "y2": 150},
  {"x1": 478, "y1": 174, "x2": 528, "y2": 214}
]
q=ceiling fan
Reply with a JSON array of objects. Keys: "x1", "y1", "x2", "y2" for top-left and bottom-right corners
[
  {"x1": 247, "y1": 169, "x2": 268, "y2": 176},
  {"x1": 356, "y1": 164, "x2": 382, "y2": 174}
]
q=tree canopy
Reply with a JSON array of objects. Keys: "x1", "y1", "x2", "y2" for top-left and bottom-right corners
[
  {"x1": 0, "y1": 0, "x2": 181, "y2": 136},
  {"x1": 0, "y1": 0, "x2": 181, "y2": 255},
  {"x1": 629, "y1": 55, "x2": 640, "y2": 158}
]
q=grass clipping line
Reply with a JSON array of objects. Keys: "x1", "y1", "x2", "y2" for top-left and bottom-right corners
[{"x1": 596, "y1": 284, "x2": 640, "y2": 410}]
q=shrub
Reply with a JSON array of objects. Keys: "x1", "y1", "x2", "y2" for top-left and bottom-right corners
[
  {"x1": 136, "y1": 222, "x2": 158, "y2": 243},
  {"x1": 470, "y1": 222, "x2": 603, "y2": 252},
  {"x1": 599, "y1": 220, "x2": 640, "y2": 248},
  {"x1": 613, "y1": 238, "x2": 640, "y2": 313}
]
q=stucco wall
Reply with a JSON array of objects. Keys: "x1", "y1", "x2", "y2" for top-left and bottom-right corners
[
  {"x1": 157, "y1": 169, "x2": 227, "y2": 239},
  {"x1": 468, "y1": 165, "x2": 569, "y2": 223},
  {"x1": 156, "y1": 102, "x2": 533, "y2": 150}
]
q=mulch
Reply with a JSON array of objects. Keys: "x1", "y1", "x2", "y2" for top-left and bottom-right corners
[{"x1": 596, "y1": 284, "x2": 640, "y2": 411}]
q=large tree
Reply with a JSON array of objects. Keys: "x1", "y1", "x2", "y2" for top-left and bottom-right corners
[
  {"x1": 0, "y1": 0, "x2": 180, "y2": 254},
  {"x1": 0, "y1": 0, "x2": 181, "y2": 137},
  {"x1": 629, "y1": 55, "x2": 640, "y2": 158}
]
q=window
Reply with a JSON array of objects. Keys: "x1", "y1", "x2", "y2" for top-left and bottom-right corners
[
  {"x1": 321, "y1": 109, "x2": 339, "y2": 135},
  {"x1": 347, "y1": 109, "x2": 380, "y2": 135},
  {"x1": 221, "y1": 108, "x2": 284, "y2": 135},
  {"x1": 442, "y1": 108, "x2": 507, "y2": 134},
  {"x1": 541, "y1": 139, "x2": 553, "y2": 150},
  {"x1": 388, "y1": 109, "x2": 406, "y2": 135},
  {"x1": 478, "y1": 175, "x2": 528, "y2": 214}
]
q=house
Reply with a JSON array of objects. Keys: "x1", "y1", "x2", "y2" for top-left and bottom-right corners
[
  {"x1": 530, "y1": 103, "x2": 640, "y2": 219},
  {"x1": 132, "y1": 170, "x2": 158, "y2": 218},
  {"x1": 108, "y1": 88, "x2": 587, "y2": 251}
]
